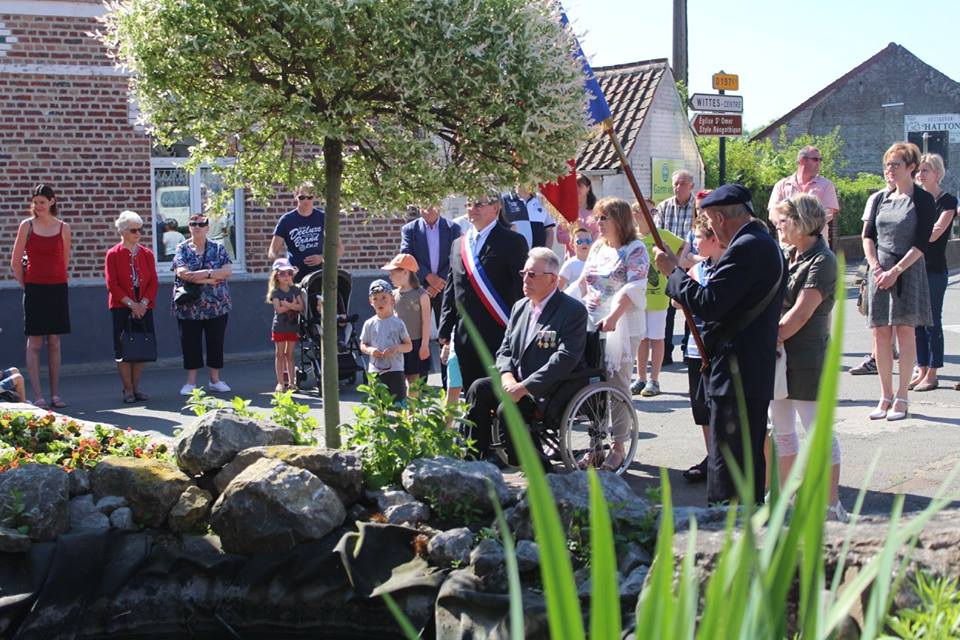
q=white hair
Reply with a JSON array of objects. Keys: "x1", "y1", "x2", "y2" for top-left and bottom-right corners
[
  {"x1": 527, "y1": 247, "x2": 560, "y2": 273},
  {"x1": 115, "y1": 210, "x2": 143, "y2": 232},
  {"x1": 672, "y1": 169, "x2": 694, "y2": 185}
]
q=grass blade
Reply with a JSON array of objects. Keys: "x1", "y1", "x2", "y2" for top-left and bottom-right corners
[
  {"x1": 489, "y1": 482, "x2": 525, "y2": 640},
  {"x1": 635, "y1": 468, "x2": 675, "y2": 638},
  {"x1": 588, "y1": 467, "x2": 621, "y2": 640},
  {"x1": 381, "y1": 592, "x2": 421, "y2": 639}
]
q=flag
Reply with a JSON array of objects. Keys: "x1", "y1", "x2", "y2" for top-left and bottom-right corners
[{"x1": 539, "y1": 9, "x2": 612, "y2": 224}]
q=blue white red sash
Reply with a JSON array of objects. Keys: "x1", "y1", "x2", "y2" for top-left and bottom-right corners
[{"x1": 461, "y1": 237, "x2": 509, "y2": 327}]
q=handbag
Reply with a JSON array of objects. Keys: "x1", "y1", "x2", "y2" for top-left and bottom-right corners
[
  {"x1": 856, "y1": 264, "x2": 869, "y2": 316},
  {"x1": 773, "y1": 344, "x2": 788, "y2": 400},
  {"x1": 174, "y1": 282, "x2": 202, "y2": 306},
  {"x1": 120, "y1": 317, "x2": 157, "y2": 363}
]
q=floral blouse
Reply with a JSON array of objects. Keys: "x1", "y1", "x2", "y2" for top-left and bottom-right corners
[
  {"x1": 582, "y1": 239, "x2": 649, "y2": 323},
  {"x1": 171, "y1": 240, "x2": 232, "y2": 320}
]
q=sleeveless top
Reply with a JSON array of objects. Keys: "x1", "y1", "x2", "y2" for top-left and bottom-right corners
[
  {"x1": 24, "y1": 221, "x2": 68, "y2": 284},
  {"x1": 394, "y1": 287, "x2": 426, "y2": 340}
]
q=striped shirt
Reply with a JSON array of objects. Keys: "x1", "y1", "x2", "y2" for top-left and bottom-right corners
[{"x1": 653, "y1": 196, "x2": 695, "y2": 238}]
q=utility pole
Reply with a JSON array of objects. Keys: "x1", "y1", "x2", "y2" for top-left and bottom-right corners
[{"x1": 672, "y1": 0, "x2": 688, "y2": 86}]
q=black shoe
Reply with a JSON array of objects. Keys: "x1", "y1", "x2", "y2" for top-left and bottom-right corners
[
  {"x1": 662, "y1": 354, "x2": 674, "y2": 367},
  {"x1": 629, "y1": 379, "x2": 645, "y2": 395},
  {"x1": 850, "y1": 355, "x2": 877, "y2": 376},
  {"x1": 682, "y1": 457, "x2": 708, "y2": 483}
]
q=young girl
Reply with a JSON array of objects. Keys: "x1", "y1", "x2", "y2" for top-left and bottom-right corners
[
  {"x1": 382, "y1": 253, "x2": 432, "y2": 389},
  {"x1": 267, "y1": 258, "x2": 303, "y2": 392}
]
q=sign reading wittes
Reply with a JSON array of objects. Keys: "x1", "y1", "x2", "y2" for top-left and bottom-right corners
[
  {"x1": 689, "y1": 93, "x2": 743, "y2": 113},
  {"x1": 904, "y1": 114, "x2": 960, "y2": 143}
]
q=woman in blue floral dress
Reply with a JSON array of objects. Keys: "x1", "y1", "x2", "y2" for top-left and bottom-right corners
[
  {"x1": 572, "y1": 197, "x2": 649, "y2": 469},
  {"x1": 172, "y1": 213, "x2": 234, "y2": 396}
]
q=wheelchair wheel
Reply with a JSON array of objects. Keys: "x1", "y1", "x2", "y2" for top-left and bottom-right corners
[{"x1": 558, "y1": 381, "x2": 638, "y2": 476}]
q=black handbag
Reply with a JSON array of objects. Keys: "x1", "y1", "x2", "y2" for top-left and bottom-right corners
[
  {"x1": 120, "y1": 317, "x2": 157, "y2": 363},
  {"x1": 174, "y1": 282, "x2": 202, "y2": 306}
]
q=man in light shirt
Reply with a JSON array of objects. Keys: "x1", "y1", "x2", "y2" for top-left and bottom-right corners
[{"x1": 768, "y1": 146, "x2": 840, "y2": 247}]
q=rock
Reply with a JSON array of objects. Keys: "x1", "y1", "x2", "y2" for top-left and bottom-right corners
[
  {"x1": 427, "y1": 527, "x2": 475, "y2": 567},
  {"x1": 68, "y1": 495, "x2": 110, "y2": 532},
  {"x1": 384, "y1": 500, "x2": 430, "y2": 525},
  {"x1": 91, "y1": 456, "x2": 193, "y2": 528},
  {"x1": 346, "y1": 503, "x2": 371, "y2": 523},
  {"x1": 511, "y1": 471, "x2": 653, "y2": 539},
  {"x1": 401, "y1": 457, "x2": 510, "y2": 517},
  {"x1": 515, "y1": 540, "x2": 540, "y2": 573},
  {"x1": 109, "y1": 507, "x2": 136, "y2": 530},
  {"x1": 0, "y1": 526, "x2": 31, "y2": 553},
  {"x1": 95, "y1": 496, "x2": 128, "y2": 515},
  {"x1": 175, "y1": 409, "x2": 296, "y2": 475},
  {"x1": 168, "y1": 486, "x2": 213, "y2": 533},
  {"x1": 214, "y1": 446, "x2": 362, "y2": 505},
  {"x1": 669, "y1": 505, "x2": 740, "y2": 533},
  {"x1": 619, "y1": 565, "x2": 649, "y2": 601},
  {"x1": 617, "y1": 541, "x2": 652, "y2": 575},
  {"x1": 210, "y1": 458, "x2": 345, "y2": 554},
  {"x1": 68, "y1": 469, "x2": 91, "y2": 496},
  {"x1": 470, "y1": 538, "x2": 507, "y2": 592},
  {"x1": 574, "y1": 566, "x2": 593, "y2": 599},
  {"x1": 0, "y1": 464, "x2": 69, "y2": 541},
  {"x1": 367, "y1": 487, "x2": 417, "y2": 513}
]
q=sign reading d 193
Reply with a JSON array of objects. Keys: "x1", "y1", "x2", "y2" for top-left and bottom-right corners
[
  {"x1": 691, "y1": 114, "x2": 743, "y2": 137},
  {"x1": 712, "y1": 73, "x2": 739, "y2": 91}
]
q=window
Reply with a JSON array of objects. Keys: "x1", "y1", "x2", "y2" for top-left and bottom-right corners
[{"x1": 150, "y1": 158, "x2": 245, "y2": 269}]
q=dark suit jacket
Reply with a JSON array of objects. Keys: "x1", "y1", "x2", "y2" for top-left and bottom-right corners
[
  {"x1": 666, "y1": 220, "x2": 786, "y2": 400},
  {"x1": 495, "y1": 290, "x2": 588, "y2": 401},
  {"x1": 439, "y1": 224, "x2": 528, "y2": 385},
  {"x1": 399, "y1": 217, "x2": 462, "y2": 284}
]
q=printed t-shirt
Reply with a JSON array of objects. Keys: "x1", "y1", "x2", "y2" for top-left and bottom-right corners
[
  {"x1": 642, "y1": 229, "x2": 684, "y2": 311},
  {"x1": 273, "y1": 207, "x2": 326, "y2": 273}
]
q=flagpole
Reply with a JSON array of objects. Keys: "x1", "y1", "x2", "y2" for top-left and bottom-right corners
[{"x1": 600, "y1": 118, "x2": 710, "y2": 369}]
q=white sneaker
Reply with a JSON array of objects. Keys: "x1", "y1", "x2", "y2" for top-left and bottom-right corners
[
  {"x1": 179, "y1": 383, "x2": 196, "y2": 396},
  {"x1": 207, "y1": 380, "x2": 231, "y2": 393}
]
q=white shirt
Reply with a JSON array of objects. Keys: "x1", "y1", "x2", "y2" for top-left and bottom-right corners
[{"x1": 468, "y1": 218, "x2": 499, "y2": 256}]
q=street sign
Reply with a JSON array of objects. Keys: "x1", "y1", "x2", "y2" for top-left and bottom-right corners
[
  {"x1": 712, "y1": 73, "x2": 739, "y2": 91},
  {"x1": 689, "y1": 93, "x2": 743, "y2": 113},
  {"x1": 691, "y1": 114, "x2": 743, "y2": 137}
]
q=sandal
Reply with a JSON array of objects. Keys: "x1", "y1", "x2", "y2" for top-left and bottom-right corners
[
  {"x1": 122, "y1": 391, "x2": 137, "y2": 404},
  {"x1": 683, "y1": 457, "x2": 708, "y2": 483},
  {"x1": 50, "y1": 396, "x2": 67, "y2": 409},
  {"x1": 133, "y1": 391, "x2": 150, "y2": 401},
  {"x1": 600, "y1": 447, "x2": 626, "y2": 472},
  {"x1": 887, "y1": 397, "x2": 908, "y2": 421},
  {"x1": 868, "y1": 397, "x2": 892, "y2": 420},
  {"x1": 577, "y1": 451, "x2": 599, "y2": 470},
  {"x1": 274, "y1": 383, "x2": 286, "y2": 393},
  {"x1": 32, "y1": 398, "x2": 48, "y2": 408}
]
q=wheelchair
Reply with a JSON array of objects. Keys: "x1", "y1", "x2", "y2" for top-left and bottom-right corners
[{"x1": 487, "y1": 331, "x2": 640, "y2": 476}]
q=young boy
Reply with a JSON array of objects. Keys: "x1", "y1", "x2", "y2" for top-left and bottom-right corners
[
  {"x1": 558, "y1": 227, "x2": 592, "y2": 289},
  {"x1": 360, "y1": 279, "x2": 412, "y2": 402},
  {"x1": 679, "y1": 215, "x2": 724, "y2": 483},
  {"x1": 630, "y1": 202, "x2": 687, "y2": 397}
]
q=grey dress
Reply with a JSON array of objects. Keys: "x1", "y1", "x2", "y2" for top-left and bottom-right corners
[{"x1": 864, "y1": 189, "x2": 935, "y2": 328}]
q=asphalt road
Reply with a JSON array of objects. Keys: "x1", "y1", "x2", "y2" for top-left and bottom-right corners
[{"x1": 38, "y1": 272, "x2": 960, "y2": 516}]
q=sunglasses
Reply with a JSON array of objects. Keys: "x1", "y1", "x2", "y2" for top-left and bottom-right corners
[
  {"x1": 575, "y1": 239, "x2": 592, "y2": 246},
  {"x1": 519, "y1": 269, "x2": 556, "y2": 279},
  {"x1": 127, "y1": 227, "x2": 143, "y2": 234},
  {"x1": 276, "y1": 270, "x2": 294, "y2": 276},
  {"x1": 468, "y1": 199, "x2": 497, "y2": 208},
  {"x1": 297, "y1": 194, "x2": 315, "y2": 201},
  {"x1": 804, "y1": 157, "x2": 822, "y2": 162},
  {"x1": 189, "y1": 220, "x2": 209, "y2": 228}
]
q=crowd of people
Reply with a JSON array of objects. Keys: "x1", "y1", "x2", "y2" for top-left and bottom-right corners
[{"x1": 7, "y1": 142, "x2": 958, "y2": 509}]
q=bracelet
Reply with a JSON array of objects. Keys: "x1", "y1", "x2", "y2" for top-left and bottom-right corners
[{"x1": 893, "y1": 264, "x2": 903, "y2": 275}]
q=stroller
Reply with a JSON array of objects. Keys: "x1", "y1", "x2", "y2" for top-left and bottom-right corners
[{"x1": 295, "y1": 269, "x2": 366, "y2": 394}]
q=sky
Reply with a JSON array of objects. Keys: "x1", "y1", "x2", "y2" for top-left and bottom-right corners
[{"x1": 564, "y1": 0, "x2": 960, "y2": 132}]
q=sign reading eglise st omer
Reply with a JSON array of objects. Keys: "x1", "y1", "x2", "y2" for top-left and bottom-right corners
[{"x1": 691, "y1": 114, "x2": 743, "y2": 137}]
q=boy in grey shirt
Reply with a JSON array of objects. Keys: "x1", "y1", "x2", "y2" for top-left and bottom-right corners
[{"x1": 360, "y1": 279, "x2": 412, "y2": 401}]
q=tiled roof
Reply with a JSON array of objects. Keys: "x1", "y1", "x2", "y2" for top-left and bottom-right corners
[{"x1": 577, "y1": 59, "x2": 669, "y2": 171}]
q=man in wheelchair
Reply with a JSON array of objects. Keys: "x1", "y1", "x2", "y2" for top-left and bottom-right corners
[{"x1": 465, "y1": 247, "x2": 589, "y2": 463}]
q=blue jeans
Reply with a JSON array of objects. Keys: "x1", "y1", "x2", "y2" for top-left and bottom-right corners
[{"x1": 915, "y1": 272, "x2": 948, "y2": 368}]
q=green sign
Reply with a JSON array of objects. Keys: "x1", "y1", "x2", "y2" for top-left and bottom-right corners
[{"x1": 651, "y1": 158, "x2": 684, "y2": 204}]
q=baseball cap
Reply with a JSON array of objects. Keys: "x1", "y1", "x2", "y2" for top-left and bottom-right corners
[
  {"x1": 699, "y1": 184, "x2": 754, "y2": 214},
  {"x1": 368, "y1": 279, "x2": 393, "y2": 296},
  {"x1": 381, "y1": 253, "x2": 419, "y2": 273},
  {"x1": 271, "y1": 258, "x2": 298, "y2": 274}
]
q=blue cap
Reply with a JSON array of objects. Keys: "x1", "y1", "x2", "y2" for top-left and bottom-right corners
[
  {"x1": 699, "y1": 184, "x2": 754, "y2": 214},
  {"x1": 368, "y1": 279, "x2": 393, "y2": 295}
]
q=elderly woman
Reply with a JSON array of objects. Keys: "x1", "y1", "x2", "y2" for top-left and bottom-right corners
[
  {"x1": 105, "y1": 211, "x2": 158, "y2": 403},
  {"x1": 172, "y1": 213, "x2": 233, "y2": 395},
  {"x1": 770, "y1": 195, "x2": 844, "y2": 519},
  {"x1": 911, "y1": 153, "x2": 957, "y2": 392},
  {"x1": 863, "y1": 142, "x2": 936, "y2": 421},
  {"x1": 575, "y1": 197, "x2": 648, "y2": 470}
]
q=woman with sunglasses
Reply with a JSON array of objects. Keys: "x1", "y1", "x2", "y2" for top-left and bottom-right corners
[
  {"x1": 173, "y1": 213, "x2": 234, "y2": 396},
  {"x1": 105, "y1": 210, "x2": 158, "y2": 403},
  {"x1": 10, "y1": 184, "x2": 72, "y2": 408}
]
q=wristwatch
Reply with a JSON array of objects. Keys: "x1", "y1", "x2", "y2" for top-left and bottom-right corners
[
  {"x1": 126, "y1": 300, "x2": 134, "y2": 308},
  {"x1": 893, "y1": 264, "x2": 904, "y2": 275}
]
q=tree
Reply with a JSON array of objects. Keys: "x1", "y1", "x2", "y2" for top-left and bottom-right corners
[{"x1": 101, "y1": 0, "x2": 590, "y2": 445}]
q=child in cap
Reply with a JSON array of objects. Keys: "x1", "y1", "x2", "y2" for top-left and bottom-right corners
[
  {"x1": 360, "y1": 279, "x2": 412, "y2": 402},
  {"x1": 267, "y1": 258, "x2": 304, "y2": 392},
  {"x1": 558, "y1": 227, "x2": 593, "y2": 289},
  {"x1": 383, "y1": 253, "x2": 432, "y2": 390}
]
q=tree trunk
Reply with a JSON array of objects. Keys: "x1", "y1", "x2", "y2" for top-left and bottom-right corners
[{"x1": 322, "y1": 137, "x2": 343, "y2": 448}]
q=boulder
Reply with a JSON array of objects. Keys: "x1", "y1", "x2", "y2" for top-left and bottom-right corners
[
  {"x1": 515, "y1": 540, "x2": 540, "y2": 574},
  {"x1": 401, "y1": 457, "x2": 510, "y2": 516},
  {"x1": 214, "y1": 446, "x2": 362, "y2": 505},
  {"x1": 95, "y1": 496, "x2": 128, "y2": 515},
  {"x1": 109, "y1": 507, "x2": 136, "y2": 531},
  {"x1": 617, "y1": 541, "x2": 652, "y2": 575},
  {"x1": 68, "y1": 495, "x2": 110, "y2": 532},
  {"x1": 0, "y1": 464, "x2": 69, "y2": 541},
  {"x1": 91, "y1": 456, "x2": 193, "y2": 528},
  {"x1": 470, "y1": 538, "x2": 507, "y2": 592},
  {"x1": 619, "y1": 565, "x2": 649, "y2": 602},
  {"x1": 210, "y1": 458, "x2": 345, "y2": 554},
  {"x1": 68, "y1": 468, "x2": 91, "y2": 496},
  {"x1": 384, "y1": 501, "x2": 430, "y2": 526},
  {"x1": 168, "y1": 486, "x2": 213, "y2": 533},
  {"x1": 367, "y1": 487, "x2": 418, "y2": 513},
  {"x1": 0, "y1": 526, "x2": 31, "y2": 553},
  {"x1": 427, "y1": 527, "x2": 475, "y2": 567},
  {"x1": 175, "y1": 409, "x2": 295, "y2": 475},
  {"x1": 510, "y1": 471, "x2": 653, "y2": 539}
]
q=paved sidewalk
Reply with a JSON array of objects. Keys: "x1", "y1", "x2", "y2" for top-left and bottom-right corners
[{"x1": 34, "y1": 276, "x2": 960, "y2": 515}]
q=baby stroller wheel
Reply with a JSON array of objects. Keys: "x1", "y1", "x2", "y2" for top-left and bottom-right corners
[{"x1": 295, "y1": 367, "x2": 313, "y2": 391}]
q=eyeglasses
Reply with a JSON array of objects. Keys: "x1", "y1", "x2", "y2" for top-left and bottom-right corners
[
  {"x1": 127, "y1": 227, "x2": 143, "y2": 234},
  {"x1": 519, "y1": 269, "x2": 556, "y2": 279},
  {"x1": 188, "y1": 220, "x2": 209, "y2": 228},
  {"x1": 468, "y1": 200, "x2": 496, "y2": 208},
  {"x1": 884, "y1": 161, "x2": 904, "y2": 170},
  {"x1": 297, "y1": 194, "x2": 314, "y2": 201},
  {"x1": 804, "y1": 156, "x2": 822, "y2": 162},
  {"x1": 575, "y1": 239, "x2": 592, "y2": 246}
]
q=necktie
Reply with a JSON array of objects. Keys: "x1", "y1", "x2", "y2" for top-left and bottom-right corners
[{"x1": 468, "y1": 231, "x2": 478, "y2": 257}]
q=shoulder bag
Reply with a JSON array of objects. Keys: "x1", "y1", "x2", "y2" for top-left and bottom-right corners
[{"x1": 174, "y1": 243, "x2": 208, "y2": 306}]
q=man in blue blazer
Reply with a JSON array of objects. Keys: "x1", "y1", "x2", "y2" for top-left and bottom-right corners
[
  {"x1": 653, "y1": 184, "x2": 787, "y2": 506},
  {"x1": 399, "y1": 204, "x2": 462, "y2": 327}
]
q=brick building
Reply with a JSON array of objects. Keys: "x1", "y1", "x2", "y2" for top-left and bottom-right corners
[{"x1": 751, "y1": 43, "x2": 960, "y2": 197}]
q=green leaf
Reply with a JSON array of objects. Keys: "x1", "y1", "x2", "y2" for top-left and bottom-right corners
[{"x1": 588, "y1": 468, "x2": 621, "y2": 640}]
